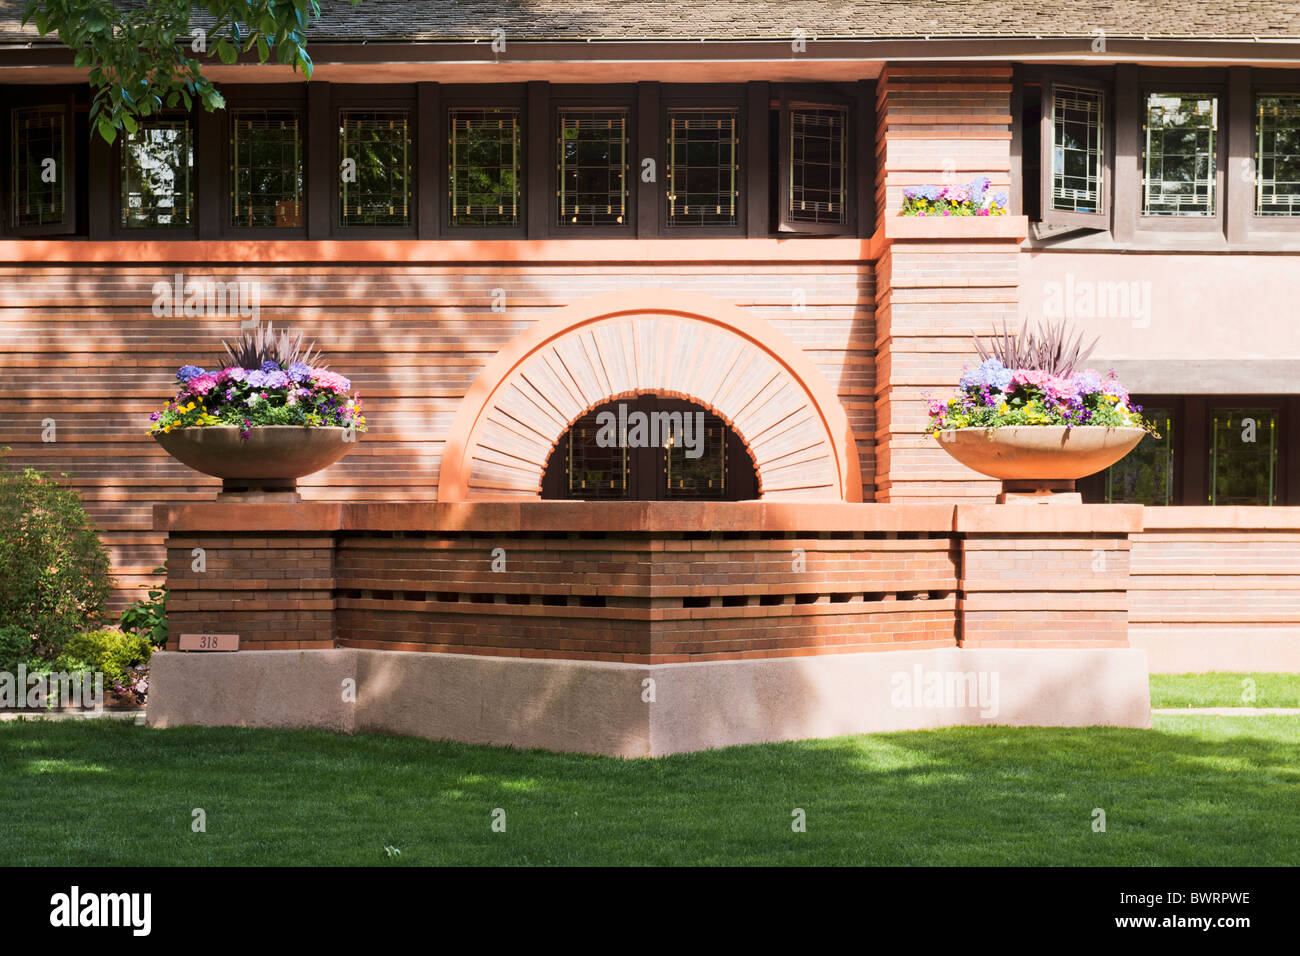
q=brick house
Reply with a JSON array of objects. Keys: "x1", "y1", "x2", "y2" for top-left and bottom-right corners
[{"x1": 0, "y1": 2, "x2": 1296, "y2": 753}]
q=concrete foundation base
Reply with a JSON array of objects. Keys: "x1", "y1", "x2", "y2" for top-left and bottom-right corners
[
  {"x1": 148, "y1": 646, "x2": 1152, "y2": 757},
  {"x1": 1130, "y1": 628, "x2": 1300, "y2": 673}
]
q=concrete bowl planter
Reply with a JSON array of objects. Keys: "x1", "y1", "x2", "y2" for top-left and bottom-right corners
[
  {"x1": 154, "y1": 425, "x2": 357, "y2": 492},
  {"x1": 935, "y1": 426, "x2": 1146, "y2": 481}
]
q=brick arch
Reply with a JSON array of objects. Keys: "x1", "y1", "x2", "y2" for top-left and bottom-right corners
[{"x1": 437, "y1": 290, "x2": 863, "y2": 502}]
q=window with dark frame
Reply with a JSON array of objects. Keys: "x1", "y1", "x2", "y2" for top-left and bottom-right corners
[
  {"x1": 1106, "y1": 407, "x2": 1175, "y2": 505},
  {"x1": 1210, "y1": 407, "x2": 1278, "y2": 506},
  {"x1": 1142, "y1": 93, "x2": 1218, "y2": 216},
  {"x1": 786, "y1": 104, "x2": 848, "y2": 227},
  {"x1": 448, "y1": 107, "x2": 521, "y2": 228},
  {"x1": 338, "y1": 108, "x2": 412, "y2": 227},
  {"x1": 231, "y1": 108, "x2": 302, "y2": 229},
  {"x1": 1050, "y1": 86, "x2": 1104, "y2": 214},
  {"x1": 557, "y1": 108, "x2": 629, "y2": 227},
  {"x1": 121, "y1": 115, "x2": 194, "y2": 228},
  {"x1": 1255, "y1": 94, "x2": 1300, "y2": 216},
  {"x1": 11, "y1": 105, "x2": 67, "y2": 228},
  {"x1": 666, "y1": 109, "x2": 739, "y2": 228}
]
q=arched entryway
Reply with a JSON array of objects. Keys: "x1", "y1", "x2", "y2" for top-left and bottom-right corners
[
  {"x1": 541, "y1": 395, "x2": 759, "y2": 500},
  {"x1": 437, "y1": 289, "x2": 863, "y2": 501}
]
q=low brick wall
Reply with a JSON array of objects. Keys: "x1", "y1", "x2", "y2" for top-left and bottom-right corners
[
  {"x1": 1130, "y1": 507, "x2": 1300, "y2": 672},
  {"x1": 156, "y1": 501, "x2": 1142, "y2": 661}
]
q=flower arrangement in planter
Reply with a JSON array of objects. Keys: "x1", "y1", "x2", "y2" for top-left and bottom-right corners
[
  {"x1": 900, "y1": 178, "x2": 1009, "y2": 217},
  {"x1": 149, "y1": 323, "x2": 366, "y2": 493},
  {"x1": 927, "y1": 320, "x2": 1155, "y2": 496}
]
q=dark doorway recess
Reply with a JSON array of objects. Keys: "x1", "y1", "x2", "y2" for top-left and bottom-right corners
[{"x1": 541, "y1": 395, "x2": 759, "y2": 501}]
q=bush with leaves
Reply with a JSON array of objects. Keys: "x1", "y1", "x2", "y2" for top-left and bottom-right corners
[
  {"x1": 118, "y1": 567, "x2": 168, "y2": 650},
  {"x1": 63, "y1": 628, "x2": 152, "y2": 702},
  {"x1": 0, "y1": 453, "x2": 113, "y2": 652}
]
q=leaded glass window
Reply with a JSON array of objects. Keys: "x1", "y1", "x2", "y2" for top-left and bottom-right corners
[
  {"x1": 449, "y1": 108, "x2": 521, "y2": 228},
  {"x1": 664, "y1": 416, "x2": 728, "y2": 498},
  {"x1": 1107, "y1": 408, "x2": 1174, "y2": 505},
  {"x1": 1143, "y1": 93, "x2": 1217, "y2": 216},
  {"x1": 231, "y1": 108, "x2": 302, "y2": 228},
  {"x1": 1255, "y1": 94, "x2": 1300, "y2": 216},
  {"x1": 557, "y1": 109, "x2": 628, "y2": 227},
  {"x1": 339, "y1": 109, "x2": 412, "y2": 227},
  {"x1": 1210, "y1": 408, "x2": 1278, "y2": 506},
  {"x1": 787, "y1": 105, "x2": 848, "y2": 226},
  {"x1": 1051, "y1": 86, "x2": 1103, "y2": 214},
  {"x1": 121, "y1": 116, "x2": 194, "y2": 228},
  {"x1": 11, "y1": 105, "x2": 66, "y2": 228},
  {"x1": 666, "y1": 110, "x2": 739, "y2": 228},
  {"x1": 566, "y1": 410, "x2": 629, "y2": 498}
]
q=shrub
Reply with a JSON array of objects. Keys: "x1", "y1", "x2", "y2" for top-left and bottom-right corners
[
  {"x1": 0, "y1": 624, "x2": 33, "y2": 673},
  {"x1": 118, "y1": 566, "x2": 168, "y2": 649},
  {"x1": 62, "y1": 628, "x2": 152, "y2": 703},
  {"x1": 0, "y1": 452, "x2": 114, "y2": 652}
]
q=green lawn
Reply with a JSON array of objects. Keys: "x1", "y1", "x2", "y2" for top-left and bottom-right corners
[
  {"x1": 1, "y1": 715, "x2": 1296, "y2": 866},
  {"x1": 1149, "y1": 672, "x2": 1300, "y2": 709}
]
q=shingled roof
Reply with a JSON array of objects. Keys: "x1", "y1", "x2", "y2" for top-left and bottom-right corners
[{"x1": 2, "y1": 0, "x2": 1299, "y2": 43}]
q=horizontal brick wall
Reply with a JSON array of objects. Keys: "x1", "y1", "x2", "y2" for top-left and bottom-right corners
[
  {"x1": 0, "y1": 253, "x2": 875, "y2": 609},
  {"x1": 335, "y1": 533, "x2": 960, "y2": 662},
  {"x1": 155, "y1": 501, "x2": 1144, "y2": 662},
  {"x1": 1131, "y1": 508, "x2": 1300, "y2": 631},
  {"x1": 872, "y1": 64, "x2": 1024, "y2": 503}
]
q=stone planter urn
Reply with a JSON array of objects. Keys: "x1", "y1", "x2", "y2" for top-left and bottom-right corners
[
  {"x1": 935, "y1": 425, "x2": 1145, "y2": 502},
  {"x1": 154, "y1": 425, "x2": 358, "y2": 498}
]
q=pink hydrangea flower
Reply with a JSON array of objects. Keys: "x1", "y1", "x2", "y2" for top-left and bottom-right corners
[
  {"x1": 186, "y1": 373, "x2": 219, "y2": 396},
  {"x1": 311, "y1": 370, "x2": 352, "y2": 394}
]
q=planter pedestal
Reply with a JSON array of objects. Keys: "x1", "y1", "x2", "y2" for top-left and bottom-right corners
[
  {"x1": 998, "y1": 479, "x2": 1082, "y2": 505},
  {"x1": 217, "y1": 477, "x2": 301, "y2": 503}
]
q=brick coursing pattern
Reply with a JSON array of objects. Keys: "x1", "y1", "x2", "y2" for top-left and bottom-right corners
[{"x1": 0, "y1": 261, "x2": 874, "y2": 607}]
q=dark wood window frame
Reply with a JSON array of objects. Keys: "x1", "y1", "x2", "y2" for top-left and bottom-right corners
[
  {"x1": 1035, "y1": 68, "x2": 1114, "y2": 233},
  {"x1": 1082, "y1": 393, "x2": 1298, "y2": 505},
  {"x1": 1238, "y1": 70, "x2": 1300, "y2": 238},
  {"x1": 1133, "y1": 69, "x2": 1228, "y2": 236},
  {"x1": 438, "y1": 84, "x2": 528, "y2": 240},
  {"x1": 5, "y1": 87, "x2": 80, "y2": 237},
  {"x1": 775, "y1": 86, "x2": 857, "y2": 236},
  {"x1": 109, "y1": 108, "x2": 199, "y2": 239},
  {"x1": 330, "y1": 85, "x2": 419, "y2": 238},
  {"x1": 658, "y1": 86, "x2": 748, "y2": 238},
  {"x1": 212, "y1": 86, "x2": 308, "y2": 239},
  {"x1": 548, "y1": 85, "x2": 638, "y2": 238}
]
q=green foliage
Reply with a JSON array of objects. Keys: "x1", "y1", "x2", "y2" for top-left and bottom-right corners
[
  {"x1": 22, "y1": 0, "x2": 363, "y2": 143},
  {"x1": 0, "y1": 624, "x2": 35, "y2": 672},
  {"x1": 118, "y1": 567, "x2": 168, "y2": 650},
  {"x1": 62, "y1": 628, "x2": 152, "y2": 688},
  {"x1": 0, "y1": 452, "x2": 114, "y2": 652}
]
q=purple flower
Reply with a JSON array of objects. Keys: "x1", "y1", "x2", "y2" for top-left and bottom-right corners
[
  {"x1": 176, "y1": 365, "x2": 206, "y2": 383},
  {"x1": 260, "y1": 360, "x2": 281, "y2": 373},
  {"x1": 287, "y1": 362, "x2": 313, "y2": 384},
  {"x1": 960, "y1": 358, "x2": 1013, "y2": 392}
]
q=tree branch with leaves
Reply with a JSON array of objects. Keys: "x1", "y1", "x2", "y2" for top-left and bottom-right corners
[{"x1": 23, "y1": 0, "x2": 361, "y2": 143}]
